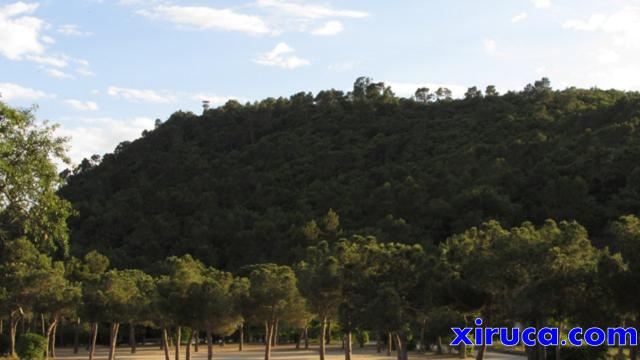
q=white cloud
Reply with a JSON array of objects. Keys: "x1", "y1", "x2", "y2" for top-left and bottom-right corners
[
  {"x1": 138, "y1": 5, "x2": 272, "y2": 35},
  {"x1": 57, "y1": 24, "x2": 93, "y2": 36},
  {"x1": 557, "y1": 7, "x2": 640, "y2": 91},
  {"x1": 563, "y1": 7, "x2": 640, "y2": 48},
  {"x1": 64, "y1": 99, "x2": 99, "y2": 111},
  {"x1": 511, "y1": 12, "x2": 527, "y2": 23},
  {"x1": 253, "y1": 42, "x2": 310, "y2": 69},
  {"x1": 328, "y1": 60, "x2": 361, "y2": 72},
  {"x1": 0, "y1": 2, "x2": 45, "y2": 60},
  {"x1": 76, "y1": 67, "x2": 95, "y2": 76},
  {"x1": 56, "y1": 117, "x2": 155, "y2": 163},
  {"x1": 41, "y1": 35, "x2": 55, "y2": 44},
  {"x1": 46, "y1": 68, "x2": 74, "y2": 79},
  {"x1": 107, "y1": 86, "x2": 176, "y2": 103},
  {"x1": 256, "y1": 0, "x2": 368, "y2": 19},
  {"x1": 26, "y1": 53, "x2": 69, "y2": 67},
  {"x1": 596, "y1": 48, "x2": 621, "y2": 64},
  {"x1": 311, "y1": 20, "x2": 343, "y2": 36},
  {"x1": 0, "y1": 82, "x2": 53, "y2": 101},
  {"x1": 0, "y1": 3, "x2": 93, "y2": 77},
  {"x1": 386, "y1": 82, "x2": 467, "y2": 99},
  {"x1": 531, "y1": 0, "x2": 551, "y2": 9},
  {"x1": 483, "y1": 38, "x2": 497, "y2": 54}
]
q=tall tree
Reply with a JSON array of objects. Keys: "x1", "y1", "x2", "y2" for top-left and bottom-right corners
[
  {"x1": 243, "y1": 264, "x2": 306, "y2": 360},
  {"x1": 295, "y1": 241, "x2": 342, "y2": 360},
  {"x1": 0, "y1": 102, "x2": 72, "y2": 257}
]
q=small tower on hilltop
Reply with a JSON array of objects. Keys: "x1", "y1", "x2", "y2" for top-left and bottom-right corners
[{"x1": 202, "y1": 100, "x2": 210, "y2": 114}]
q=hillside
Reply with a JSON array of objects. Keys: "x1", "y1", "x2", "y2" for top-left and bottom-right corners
[{"x1": 60, "y1": 80, "x2": 640, "y2": 270}]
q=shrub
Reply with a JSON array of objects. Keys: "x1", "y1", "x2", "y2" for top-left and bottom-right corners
[
  {"x1": 16, "y1": 333, "x2": 46, "y2": 360},
  {"x1": 355, "y1": 330, "x2": 369, "y2": 348}
]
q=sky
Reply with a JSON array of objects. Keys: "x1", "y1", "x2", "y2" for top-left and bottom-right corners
[{"x1": 1, "y1": 0, "x2": 640, "y2": 164}]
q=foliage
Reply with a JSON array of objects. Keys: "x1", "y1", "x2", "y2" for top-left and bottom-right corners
[
  {"x1": 59, "y1": 81, "x2": 640, "y2": 270},
  {"x1": 0, "y1": 102, "x2": 72, "y2": 257},
  {"x1": 15, "y1": 333, "x2": 46, "y2": 360}
]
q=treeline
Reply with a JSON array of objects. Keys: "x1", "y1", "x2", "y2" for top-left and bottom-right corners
[
  {"x1": 60, "y1": 77, "x2": 640, "y2": 270},
  {"x1": 4, "y1": 210, "x2": 640, "y2": 360}
]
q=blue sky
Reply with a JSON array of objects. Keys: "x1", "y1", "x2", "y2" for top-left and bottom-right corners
[{"x1": 1, "y1": 0, "x2": 639, "y2": 163}]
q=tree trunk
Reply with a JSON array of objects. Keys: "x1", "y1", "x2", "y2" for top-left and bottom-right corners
[
  {"x1": 107, "y1": 322, "x2": 120, "y2": 360},
  {"x1": 459, "y1": 343, "x2": 467, "y2": 359},
  {"x1": 264, "y1": 323, "x2": 268, "y2": 345},
  {"x1": 9, "y1": 313, "x2": 19, "y2": 357},
  {"x1": 556, "y1": 322, "x2": 563, "y2": 360},
  {"x1": 129, "y1": 323, "x2": 136, "y2": 353},
  {"x1": 45, "y1": 318, "x2": 58, "y2": 360},
  {"x1": 265, "y1": 320, "x2": 275, "y2": 360},
  {"x1": 239, "y1": 323, "x2": 244, "y2": 351},
  {"x1": 319, "y1": 317, "x2": 327, "y2": 360},
  {"x1": 296, "y1": 329, "x2": 303, "y2": 349},
  {"x1": 89, "y1": 323, "x2": 98, "y2": 360},
  {"x1": 396, "y1": 333, "x2": 409, "y2": 360},
  {"x1": 186, "y1": 330, "x2": 193, "y2": 360},
  {"x1": 344, "y1": 331, "x2": 352, "y2": 360},
  {"x1": 206, "y1": 330, "x2": 213, "y2": 360},
  {"x1": 476, "y1": 342, "x2": 486, "y2": 360},
  {"x1": 175, "y1": 326, "x2": 181, "y2": 360},
  {"x1": 52, "y1": 322, "x2": 58, "y2": 358},
  {"x1": 163, "y1": 328, "x2": 171, "y2": 360},
  {"x1": 420, "y1": 318, "x2": 427, "y2": 353},
  {"x1": 272, "y1": 320, "x2": 278, "y2": 348},
  {"x1": 41, "y1": 313, "x2": 46, "y2": 336},
  {"x1": 0, "y1": 319, "x2": 3, "y2": 335},
  {"x1": 436, "y1": 336, "x2": 443, "y2": 354},
  {"x1": 194, "y1": 331, "x2": 199, "y2": 352},
  {"x1": 73, "y1": 318, "x2": 80, "y2": 354},
  {"x1": 326, "y1": 320, "x2": 331, "y2": 345},
  {"x1": 376, "y1": 333, "x2": 382, "y2": 353},
  {"x1": 393, "y1": 334, "x2": 401, "y2": 360},
  {"x1": 387, "y1": 333, "x2": 392, "y2": 356},
  {"x1": 304, "y1": 327, "x2": 309, "y2": 350}
]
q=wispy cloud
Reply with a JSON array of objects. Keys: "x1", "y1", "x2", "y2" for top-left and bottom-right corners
[
  {"x1": 27, "y1": 53, "x2": 69, "y2": 67},
  {"x1": 107, "y1": 86, "x2": 176, "y2": 103},
  {"x1": 64, "y1": 99, "x2": 99, "y2": 111},
  {"x1": 46, "y1": 68, "x2": 75, "y2": 79},
  {"x1": 563, "y1": 7, "x2": 640, "y2": 46},
  {"x1": 511, "y1": 12, "x2": 527, "y2": 23},
  {"x1": 138, "y1": 5, "x2": 272, "y2": 35},
  {"x1": 0, "y1": 82, "x2": 54, "y2": 100},
  {"x1": 327, "y1": 60, "x2": 361, "y2": 72},
  {"x1": 483, "y1": 38, "x2": 498, "y2": 54},
  {"x1": 531, "y1": 0, "x2": 551, "y2": 9},
  {"x1": 253, "y1": 42, "x2": 310, "y2": 69},
  {"x1": 255, "y1": 0, "x2": 368, "y2": 19},
  {"x1": 56, "y1": 116, "x2": 155, "y2": 162},
  {"x1": 311, "y1": 20, "x2": 343, "y2": 36},
  {"x1": 57, "y1": 24, "x2": 93, "y2": 36}
]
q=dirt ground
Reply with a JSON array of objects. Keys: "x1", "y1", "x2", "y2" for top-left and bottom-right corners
[{"x1": 48, "y1": 344, "x2": 523, "y2": 360}]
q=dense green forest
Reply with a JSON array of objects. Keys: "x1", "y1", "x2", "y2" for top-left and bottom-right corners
[
  {"x1": 3, "y1": 80, "x2": 640, "y2": 360},
  {"x1": 61, "y1": 78, "x2": 640, "y2": 270}
]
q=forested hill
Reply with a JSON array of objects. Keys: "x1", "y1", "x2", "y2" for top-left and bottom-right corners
[{"x1": 60, "y1": 79, "x2": 640, "y2": 271}]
